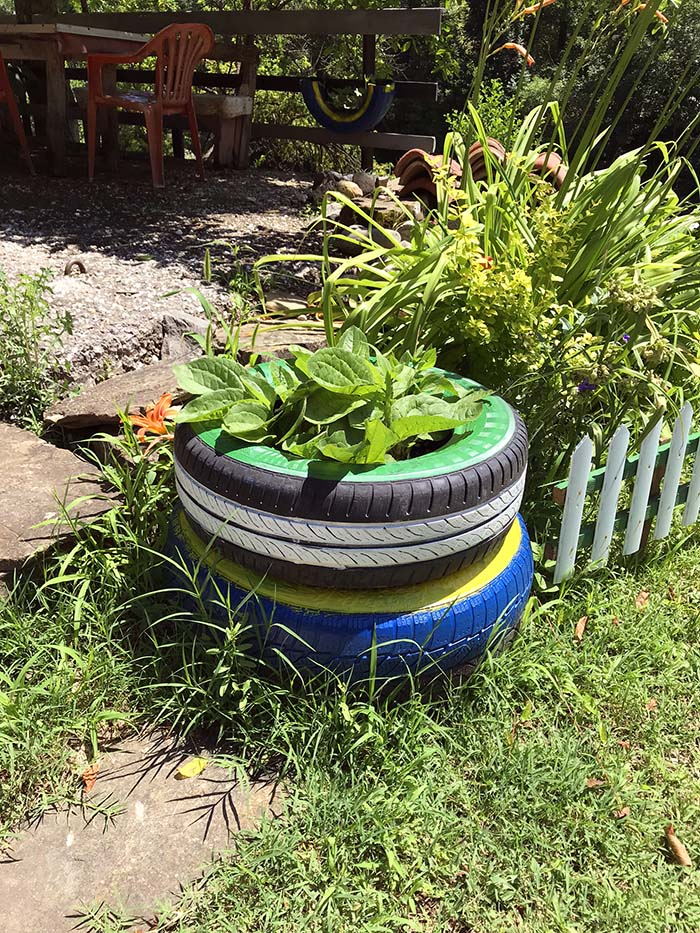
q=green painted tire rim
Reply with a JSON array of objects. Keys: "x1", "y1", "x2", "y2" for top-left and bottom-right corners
[{"x1": 192, "y1": 370, "x2": 515, "y2": 483}]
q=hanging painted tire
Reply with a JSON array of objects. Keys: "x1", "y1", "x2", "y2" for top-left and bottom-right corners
[
  {"x1": 165, "y1": 507, "x2": 534, "y2": 680},
  {"x1": 174, "y1": 371, "x2": 527, "y2": 587}
]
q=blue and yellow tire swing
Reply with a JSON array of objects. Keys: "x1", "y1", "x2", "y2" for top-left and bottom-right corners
[
  {"x1": 167, "y1": 372, "x2": 534, "y2": 681},
  {"x1": 300, "y1": 77, "x2": 395, "y2": 133}
]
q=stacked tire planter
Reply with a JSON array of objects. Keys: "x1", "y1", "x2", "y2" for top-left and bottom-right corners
[{"x1": 168, "y1": 368, "x2": 534, "y2": 681}]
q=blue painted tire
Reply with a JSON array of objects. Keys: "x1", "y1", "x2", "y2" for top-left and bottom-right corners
[{"x1": 165, "y1": 508, "x2": 534, "y2": 681}]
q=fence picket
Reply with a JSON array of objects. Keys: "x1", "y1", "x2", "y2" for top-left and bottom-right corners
[
  {"x1": 622, "y1": 416, "x2": 663, "y2": 555},
  {"x1": 682, "y1": 437, "x2": 700, "y2": 526},
  {"x1": 554, "y1": 435, "x2": 594, "y2": 583},
  {"x1": 654, "y1": 403, "x2": 693, "y2": 540},
  {"x1": 590, "y1": 425, "x2": 630, "y2": 565}
]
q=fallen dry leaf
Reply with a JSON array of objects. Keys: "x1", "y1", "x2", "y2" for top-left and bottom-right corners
[
  {"x1": 618, "y1": 739, "x2": 631, "y2": 750},
  {"x1": 635, "y1": 590, "x2": 650, "y2": 610},
  {"x1": 665, "y1": 824, "x2": 692, "y2": 867},
  {"x1": 614, "y1": 806, "x2": 631, "y2": 819},
  {"x1": 611, "y1": 616, "x2": 620, "y2": 626},
  {"x1": 175, "y1": 756, "x2": 208, "y2": 780},
  {"x1": 574, "y1": 615, "x2": 588, "y2": 642},
  {"x1": 586, "y1": 777, "x2": 606, "y2": 789},
  {"x1": 646, "y1": 698, "x2": 658, "y2": 712},
  {"x1": 81, "y1": 764, "x2": 99, "y2": 793}
]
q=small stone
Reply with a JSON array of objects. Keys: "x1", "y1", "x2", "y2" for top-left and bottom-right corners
[
  {"x1": 352, "y1": 171, "x2": 377, "y2": 195},
  {"x1": 0, "y1": 424, "x2": 113, "y2": 576},
  {"x1": 332, "y1": 225, "x2": 370, "y2": 257},
  {"x1": 397, "y1": 220, "x2": 416, "y2": 241},
  {"x1": 335, "y1": 179, "x2": 364, "y2": 200},
  {"x1": 370, "y1": 227, "x2": 402, "y2": 249}
]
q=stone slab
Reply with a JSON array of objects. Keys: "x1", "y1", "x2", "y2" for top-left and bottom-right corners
[
  {"x1": 0, "y1": 424, "x2": 112, "y2": 574},
  {"x1": 215, "y1": 321, "x2": 327, "y2": 361},
  {"x1": 44, "y1": 357, "x2": 194, "y2": 430},
  {"x1": 1, "y1": 734, "x2": 280, "y2": 933}
]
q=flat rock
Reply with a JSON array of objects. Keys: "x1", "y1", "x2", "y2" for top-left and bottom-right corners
[
  {"x1": 1, "y1": 734, "x2": 280, "y2": 933},
  {"x1": 215, "y1": 321, "x2": 326, "y2": 361},
  {"x1": 338, "y1": 196, "x2": 424, "y2": 228},
  {"x1": 44, "y1": 357, "x2": 195, "y2": 430},
  {"x1": 0, "y1": 424, "x2": 111, "y2": 574},
  {"x1": 264, "y1": 292, "x2": 309, "y2": 315}
]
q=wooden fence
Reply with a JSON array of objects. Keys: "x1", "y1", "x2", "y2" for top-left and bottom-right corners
[
  {"x1": 552, "y1": 403, "x2": 700, "y2": 583},
  {"x1": 1, "y1": 8, "x2": 443, "y2": 168}
]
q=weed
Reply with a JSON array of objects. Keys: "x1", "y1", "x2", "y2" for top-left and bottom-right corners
[{"x1": 0, "y1": 269, "x2": 72, "y2": 431}]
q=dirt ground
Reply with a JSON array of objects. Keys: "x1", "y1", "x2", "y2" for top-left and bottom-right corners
[{"x1": 0, "y1": 157, "x2": 313, "y2": 383}]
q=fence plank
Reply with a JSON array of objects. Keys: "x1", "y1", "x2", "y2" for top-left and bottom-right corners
[
  {"x1": 554, "y1": 435, "x2": 594, "y2": 583},
  {"x1": 654, "y1": 402, "x2": 693, "y2": 540},
  {"x1": 35, "y1": 10, "x2": 444, "y2": 37},
  {"x1": 590, "y1": 425, "x2": 630, "y2": 566},
  {"x1": 622, "y1": 416, "x2": 663, "y2": 555},
  {"x1": 682, "y1": 433, "x2": 700, "y2": 526}
]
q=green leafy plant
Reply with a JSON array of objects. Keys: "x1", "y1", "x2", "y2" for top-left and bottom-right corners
[
  {"x1": 174, "y1": 328, "x2": 486, "y2": 465},
  {"x1": 0, "y1": 270, "x2": 71, "y2": 430}
]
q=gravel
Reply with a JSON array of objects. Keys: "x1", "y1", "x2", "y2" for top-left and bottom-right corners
[{"x1": 0, "y1": 162, "x2": 314, "y2": 384}]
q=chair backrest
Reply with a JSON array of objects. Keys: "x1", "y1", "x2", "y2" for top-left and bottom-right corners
[{"x1": 145, "y1": 23, "x2": 214, "y2": 108}]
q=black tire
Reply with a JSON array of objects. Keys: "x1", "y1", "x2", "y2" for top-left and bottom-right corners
[{"x1": 173, "y1": 409, "x2": 527, "y2": 526}]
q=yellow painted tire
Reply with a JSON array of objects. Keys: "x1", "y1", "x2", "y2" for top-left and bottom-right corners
[{"x1": 166, "y1": 508, "x2": 534, "y2": 680}]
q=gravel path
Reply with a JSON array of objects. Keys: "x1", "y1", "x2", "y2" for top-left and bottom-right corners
[{"x1": 0, "y1": 162, "x2": 312, "y2": 383}]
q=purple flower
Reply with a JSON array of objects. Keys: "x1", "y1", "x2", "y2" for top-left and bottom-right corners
[
  {"x1": 577, "y1": 379, "x2": 597, "y2": 393},
  {"x1": 622, "y1": 333, "x2": 630, "y2": 343}
]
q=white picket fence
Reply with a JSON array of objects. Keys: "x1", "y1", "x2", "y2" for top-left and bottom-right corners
[{"x1": 553, "y1": 402, "x2": 700, "y2": 583}]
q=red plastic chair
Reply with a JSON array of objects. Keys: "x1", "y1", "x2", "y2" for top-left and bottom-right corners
[
  {"x1": 0, "y1": 52, "x2": 33, "y2": 174},
  {"x1": 87, "y1": 23, "x2": 214, "y2": 188}
]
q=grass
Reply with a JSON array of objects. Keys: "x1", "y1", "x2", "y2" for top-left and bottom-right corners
[{"x1": 0, "y1": 437, "x2": 699, "y2": 932}]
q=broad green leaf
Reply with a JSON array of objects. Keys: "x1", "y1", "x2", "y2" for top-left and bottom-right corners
[
  {"x1": 348, "y1": 401, "x2": 384, "y2": 428},
  {"x1": 283, "y1": 431, "x2": 327, "y2": 459},
  {"x1": 273, "y1": 399, "x2": 307, "y2": 443},
  {"x1": 391, "y1": 393, "x2": 459, "y2": 422},
  {"x1": 176, "y1": 388, "x2": 246, "y2": 423},
  {"x1": 305, "y1": 388, "x2": 368, "y2": 425},
  {"x1": 173, "y1": 357, "x2": 246, "y2": 395},
  {"x1": 418, "y1": 347, "x2": 437, "y2": 371},
  {"x1": 392, "y1": 414, "x2": 465, "y2": 442},
  {"x1": 391, "y1": 363, "x2": 418, "y2": 399},
  {"x1": 306, "y1": 347, "x2": 380, "y2": 394},
  {"x1": 358, "y1": 419, "x2": 398, "y2": 463},
  {"x1": 222, "y1": 401, "x2": 270, "y2": 437},
  {"x1": 268, "y1": 360, "x2": 301, "y2": 401},
  {"x1": 241, "y1": 370, "x2": 277, "y2": 408},
  {"x1": 337, "y1": 325, "x2": 371, "y2": 358},
  {"x1": 289, "y1": 345, "x2": 314, "y2": 377},
  {"x1": 316, "y1": 428, "x2": 367, "y2": 463},
  {"x1": 452, "y1": 391, "x2": 489, "y2": 422}
]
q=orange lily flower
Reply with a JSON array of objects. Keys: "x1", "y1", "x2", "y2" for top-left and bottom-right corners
[
  {"x1": 496, "y1": 42, "x2": 535, "y2": 67},
  {"x1": 618, "y1": 0, "x2": 668, "y2": 24},
  {"x1": 519, "y1": 0, "x2": 558, "y2": 16},
  {"x1": 130, "y1": 392, "x2": 179, "y2": 445}
]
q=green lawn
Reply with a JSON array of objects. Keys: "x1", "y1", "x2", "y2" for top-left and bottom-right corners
[{"x1": 1, "y1": 452, "x2": 699, "y2": 932}]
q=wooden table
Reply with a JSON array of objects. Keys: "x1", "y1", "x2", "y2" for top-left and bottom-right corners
[{"x1": 0, "y1": 23, "x2": 148, "y2": 174}]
